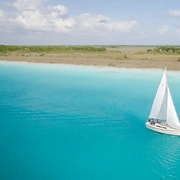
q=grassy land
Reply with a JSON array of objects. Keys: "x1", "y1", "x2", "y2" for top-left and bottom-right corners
[
  {"x1": 0, "y1": 45, "x2": 180, "y2": 70},
  {"x1": 0, "y1": 45, "x2": 106, "y2": 54}
]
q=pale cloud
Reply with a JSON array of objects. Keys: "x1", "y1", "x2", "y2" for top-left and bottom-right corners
[
  {"x1": 177, "y1": 30, "x2": 180, "y2": 35},
  {"x1": 14, "y1": 2, "x2": 75, "y2": 33},
  {"x1": 53, "y1": 5, "x2": 68, "y2": 17},
  {"x1": 12, "y1": 0, "x2": 137, "y2": 34},
  {"x1": 168, "y1": 10, "x2": 180, "y2": 17},
  {"x1": 15, "y1": 9, "x2": 75, "y2": 33},
  {"x1": 176, "y1": 27, "x2": 180, "y2": 35},
  {"x1": 76, "y1": 14, "x2": 109, "y2": 29},
  {"x1": 0, "y1": 0, "x2": 160, "y2": 45},
  {"x1": 158, "y1": 25, "x2": 169, "y2": 35},
  {"x1": 76, "y1": 13, "x2": 137, "y2": 33},
  {"x1": 0, "y1": 10, "x2": 3, "y2": 17},
  {"x1": 167, "y1": 10, "x2": 180, "y2": 37},
  {"x1": 106, "y1": 19, "x2": 137, "y2": 32},
  {"x1": 15, "y1": 9, "x2": 47, "y2": 31},
  {"x1": 13, "y1": 0, "x2": 45, "y2": 11}
]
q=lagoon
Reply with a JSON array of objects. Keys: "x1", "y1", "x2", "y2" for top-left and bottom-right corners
[{"x1": 0, "y1": 61, "x2": 180, "y2": 179}]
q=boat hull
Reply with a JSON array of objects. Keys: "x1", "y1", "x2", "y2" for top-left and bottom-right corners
[{"x1": 145, "y1": 121, "x2": 180, "y2": 136}]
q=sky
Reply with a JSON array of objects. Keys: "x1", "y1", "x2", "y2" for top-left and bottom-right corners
[{"x1": 0, "y1": 0, "x2": 180, "y2": 45}]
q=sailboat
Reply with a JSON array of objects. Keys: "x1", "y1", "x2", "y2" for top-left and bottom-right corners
[{"x1": 145, "y1": 69, "x2": 180, "y2": 136}]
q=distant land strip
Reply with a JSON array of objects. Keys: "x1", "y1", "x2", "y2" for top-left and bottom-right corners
[{"x1": 0, "y1": 45, "x2": 180, "y2": 70}]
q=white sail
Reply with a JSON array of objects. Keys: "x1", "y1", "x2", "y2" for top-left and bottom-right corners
[
  {"x1": 166, "y1": 86, "x2": 180, "y2": 129},
  {"x1": 149, "y1": 70, "x2": 167, "y2": 120}
]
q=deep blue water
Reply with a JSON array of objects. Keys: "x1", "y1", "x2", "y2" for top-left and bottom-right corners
[{"x1": 1, "y1": 61, "x2": 180, "y2": 180}]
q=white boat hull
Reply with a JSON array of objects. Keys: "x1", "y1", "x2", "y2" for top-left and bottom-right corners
[{"x1": 145, "y1": 121, "x2": 180, "y2": 136}]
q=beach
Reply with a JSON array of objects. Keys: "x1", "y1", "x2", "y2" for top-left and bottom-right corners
[{"x1": 0, "y1": 46, "x2": 180, "y2": 70}]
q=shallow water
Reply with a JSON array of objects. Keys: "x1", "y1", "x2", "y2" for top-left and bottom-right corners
[{"x1": 0, "y1": 61, "x2": 180, "y2": 180}]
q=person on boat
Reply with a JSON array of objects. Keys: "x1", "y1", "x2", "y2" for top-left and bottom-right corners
[
  {"x1": 157, "y1": 119, "x2": 161, "y2": 124},
  {"x1": 149, "y1": 118, "x2": 155, "y2": 125}
]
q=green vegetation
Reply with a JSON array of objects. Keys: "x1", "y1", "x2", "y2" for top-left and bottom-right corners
[
  {"x1": 0, "y1": 45, "x2": 106, "y2": 55},
  {"x1": 147, "y1": 46, "x2": 180, "y2": 54},
  {"x1": 1, "y1": 45, "x2": 179, "y2": 55},
  {"x1": 1, "y1": 45, "x2": 180, "y2": 66},
  {"x1": 123, "y1": 54, "x2": 128, "y2": 60},
  {"x1": 177, "y1": 57, "x2": 180, "y2": 62}
]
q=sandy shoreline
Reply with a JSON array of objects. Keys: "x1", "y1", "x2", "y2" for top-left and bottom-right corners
[{"x1": 0, "y1": 52, "x2": 180, "y2": 71}]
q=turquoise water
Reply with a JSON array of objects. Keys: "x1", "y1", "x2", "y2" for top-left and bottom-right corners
[{"x1": 1, "y1": 61, "x2": 180, "y2": 180}]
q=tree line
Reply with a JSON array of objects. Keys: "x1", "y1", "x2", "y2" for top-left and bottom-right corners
[
  {"x1": 147, "y1": 46, "x2": 180, "y2": 54},
  {"x1": 0, "y1": 45, "x2": 106, "y2": 54}
]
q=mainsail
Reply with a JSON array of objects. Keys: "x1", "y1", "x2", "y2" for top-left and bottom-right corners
[
  {"x1": 149, "y1": 70, "x2": 180, "y2": 129},
  {"x1": 149, "y1": 70, "x2": 167, "y2": 120}
]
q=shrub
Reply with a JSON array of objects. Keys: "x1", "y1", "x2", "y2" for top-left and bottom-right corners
[
  {"x1": 177, "y1": 57, "x2": 180, "y2": 62},
  {"x1": 123, "y1": 54, "x2": 128, "y2": 60}
]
